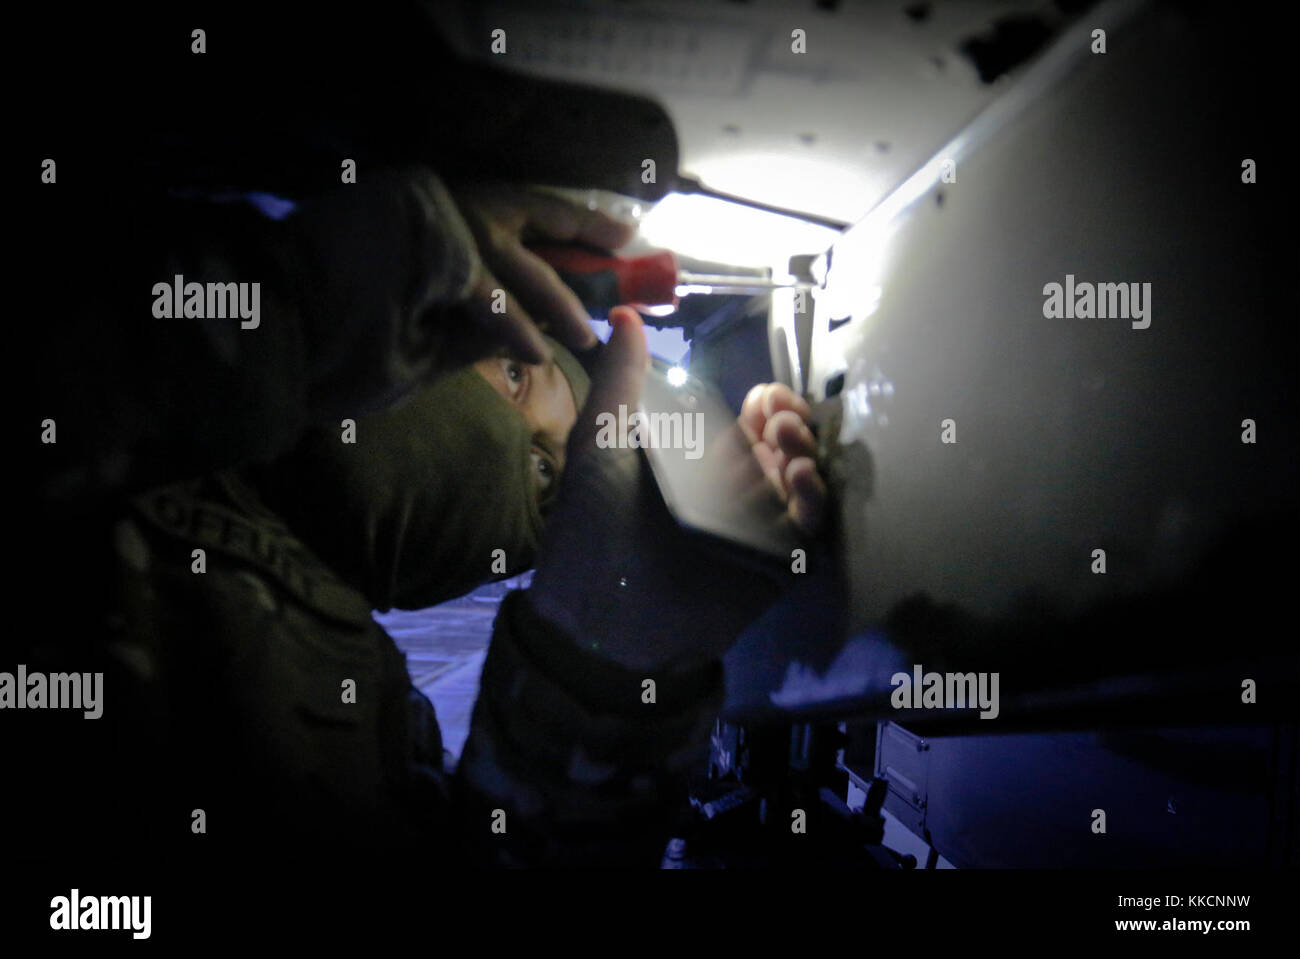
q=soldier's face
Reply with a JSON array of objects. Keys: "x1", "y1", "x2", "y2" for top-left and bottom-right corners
[{"x1": 474, "y1": 355, "x2": 577, "y2": 501}]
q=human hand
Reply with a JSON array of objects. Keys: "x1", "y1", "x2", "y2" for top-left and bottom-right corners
[
  {"x1": 452, "y1": 185, "x2": 636, "y2": 360},
  {"x1": 527, "y1": 307, "x2": 828, "y2": 674},
  {"x1": 738, "y1": 383, "x2": 828, "y2": 535}
]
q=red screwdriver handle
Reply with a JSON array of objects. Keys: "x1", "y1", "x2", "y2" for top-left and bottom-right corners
[{"x1": 533, "y1": 246, "x2": 680, "y2": 308}]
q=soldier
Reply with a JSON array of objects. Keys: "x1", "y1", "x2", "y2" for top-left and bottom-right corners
[{"x1": 27, "y1": 168, "x2": 827, "y2": 866}]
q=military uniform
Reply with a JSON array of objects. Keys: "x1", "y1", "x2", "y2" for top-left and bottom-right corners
[
  {"x1": 24, "y1": 165, "x2": 724, "y2": 867},
  {"x1": 113, "y1": 467, "x2": 722, "y2": 866}
]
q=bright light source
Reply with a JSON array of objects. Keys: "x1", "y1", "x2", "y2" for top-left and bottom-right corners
[
  {"x1": 639, "y1": 303, "x2": 678, "y2": 318},
  {"x1": 639, "y1": 192, "x2": 839, "y2": 269},
  {"x1": 666, "y1": 366, "x2": 688, "y2": 387},
  {"x1": 687, "y1": 151, "x2": 881, "y2": 226}
]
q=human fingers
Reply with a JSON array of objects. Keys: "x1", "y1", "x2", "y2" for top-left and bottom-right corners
[{"x1": 479, "y1": 237, "x2": 598, "y2": 350}]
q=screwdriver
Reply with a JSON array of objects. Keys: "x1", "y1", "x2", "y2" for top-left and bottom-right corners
[{"x1": 532, "y1": 245, "x2": 812, "y2": 311}]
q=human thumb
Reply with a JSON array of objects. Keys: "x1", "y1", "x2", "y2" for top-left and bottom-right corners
[
  {"x1": 531, "y1": 305, "x2": 651, "y2": 644},
  {"x1": 576, "y1": 305, "x2": 648, "y2": 442}
]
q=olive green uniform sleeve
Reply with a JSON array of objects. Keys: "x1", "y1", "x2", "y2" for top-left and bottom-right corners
[
  {"x1": 113, "y1": 475, "x2": 721, "y2": 866},
  {"x1": 452, "y1": 591, "x2": 724, "y2": 868}
]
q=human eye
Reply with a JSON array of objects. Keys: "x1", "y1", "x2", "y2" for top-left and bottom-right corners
[
  {"x1": 503, "y1": 360, "x2": 528, "y2": 400},
  {"x1": 530, "y1": 447, "x2": 557, "y2": 498}
]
